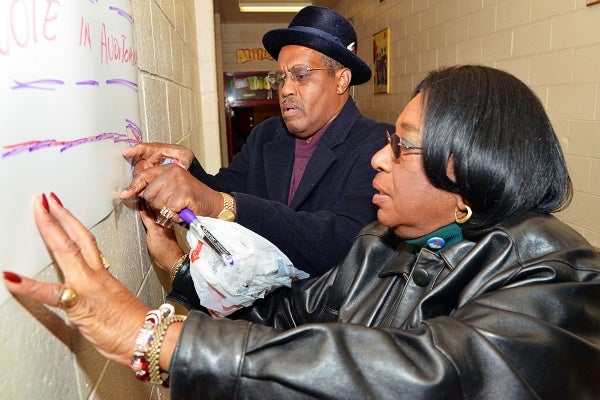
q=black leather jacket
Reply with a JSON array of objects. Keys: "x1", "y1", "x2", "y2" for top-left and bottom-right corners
[{"x1": 168, "y1": 213, "x2": 600, "y2": 399}]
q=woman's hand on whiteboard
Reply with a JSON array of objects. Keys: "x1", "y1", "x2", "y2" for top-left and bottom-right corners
[
  {"x1": 2, "y1": 194, "x2": 151, "y2": 367},
  {"x1": 122, "y1": 142, "x2": 194, "y2": 174}
]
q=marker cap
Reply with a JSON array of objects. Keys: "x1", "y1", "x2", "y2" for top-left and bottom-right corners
[{"x1": 178, "y1": 208, "x2": 196, "y2": 225}]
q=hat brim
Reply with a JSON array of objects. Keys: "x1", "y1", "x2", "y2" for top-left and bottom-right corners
[{"x1": 263, "y1": 27, "x2": 372, "y2": 86}]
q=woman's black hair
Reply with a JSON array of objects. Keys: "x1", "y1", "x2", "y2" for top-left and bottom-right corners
[{"x1": 414, "y1": 65, "x2": 572, "y2": 236}]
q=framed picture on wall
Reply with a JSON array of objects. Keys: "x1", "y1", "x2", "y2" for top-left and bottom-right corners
[
  {"x1": 587, "y1": 0, "x2": 600, "y2": 5},
  {"x1": 372, "y1": 28, "x2": 389, "y2": 94}
]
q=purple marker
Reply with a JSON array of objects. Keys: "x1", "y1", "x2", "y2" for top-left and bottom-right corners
[
  {"x1": 179, "y1": 208, "x2": 235, "y2": 266},
  {"x1": 160, "y1": 157, "x2": 234, "y2": 265}
]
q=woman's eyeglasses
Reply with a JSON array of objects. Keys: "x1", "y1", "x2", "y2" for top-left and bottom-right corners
[
  {"x1": 386, "y1": 131, "x2": 422, "y2": 159},
  {"x1": 267, "y1": 65, "x2": 332, "y2": 90}
]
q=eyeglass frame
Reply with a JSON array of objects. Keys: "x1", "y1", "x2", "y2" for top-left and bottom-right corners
[
  {"x1": 386, "y1": 130, "x2": 423, "y2": 159},
  {"x1": 267, "y1": 65, "x2": 334, "y2": 90}
]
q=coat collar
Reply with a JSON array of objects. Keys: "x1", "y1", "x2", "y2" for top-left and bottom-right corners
[{"x1": 264, "y1": 98, "x2": 362, "y2": 208}]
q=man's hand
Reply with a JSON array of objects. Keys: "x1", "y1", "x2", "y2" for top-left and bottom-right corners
[
  {"x1": 123, "y1": 163, "x2": 223, "y2": 220},
  {"x1": 120, "y1": 142, "x2": 195, "y2": 200}
]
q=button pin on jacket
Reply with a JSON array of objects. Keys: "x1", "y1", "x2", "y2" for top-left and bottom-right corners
[{"x1": 426, "y1": 237, "x2": 446, "y2": 250}]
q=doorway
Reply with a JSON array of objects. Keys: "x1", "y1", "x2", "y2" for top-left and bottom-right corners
[{"x1": 224, "y1": 71, "x2": 280, "y2": 162}]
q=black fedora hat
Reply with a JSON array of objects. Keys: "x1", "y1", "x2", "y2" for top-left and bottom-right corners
[{"x1": 262, "y1": 6, "x2": 371, "y2": 86}]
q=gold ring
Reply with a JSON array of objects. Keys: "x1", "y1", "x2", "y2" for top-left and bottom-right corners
[
  {"x1": 60, "y1": 287, "x2": 79, "y2": 308},
  {"x1": 159, "y1": 206, "x2": 175, "y2": 220},
  {"x1": 100, "y1": 254, "x2": 111, "y2": 269}
]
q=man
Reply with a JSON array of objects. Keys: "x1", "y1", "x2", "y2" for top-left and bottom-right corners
[{"x1": 121, "y1": 6, "x2": 393, "y2": 276}]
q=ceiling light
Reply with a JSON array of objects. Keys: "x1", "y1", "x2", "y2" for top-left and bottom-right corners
[{"x1": 239, "y1": 2, "x2": 312, "y2": 13}]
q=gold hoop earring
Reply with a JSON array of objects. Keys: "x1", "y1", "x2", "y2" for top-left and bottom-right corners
[{"x1": 454, "y1": 206, "x2": 472, "y2": 224}]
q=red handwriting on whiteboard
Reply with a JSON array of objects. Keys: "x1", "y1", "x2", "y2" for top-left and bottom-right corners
[
  {"x1": 79, "y1": 16, "x2": 91, "y2": 51},
  {"x1": 99, "y1": 23, "x2": 137, "y2": 66},
  {"x1": 0, "y1": 0, "x2": 61, "y2": 56}
]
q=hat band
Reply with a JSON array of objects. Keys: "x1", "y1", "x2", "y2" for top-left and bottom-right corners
[{"x1": 291, "y1": 25, "x2": 348, "y2": 48}]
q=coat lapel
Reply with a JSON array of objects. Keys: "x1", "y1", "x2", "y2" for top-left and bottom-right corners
[
  {"x1": 266, "y1": 99, "x2": 362, "y2": 209},
  {"x1": 263, "y1": 126, "x2": 294, "y2": 204},
  {"x1": 288, "y1": 100, "x2": 361, "y2": 209}
]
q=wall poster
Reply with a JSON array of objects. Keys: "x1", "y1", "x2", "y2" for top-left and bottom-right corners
[{"x1": 372, "y1": 28, "x2": 389, "y2": 94}]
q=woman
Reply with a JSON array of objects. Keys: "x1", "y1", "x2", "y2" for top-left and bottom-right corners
[{"x1": 4, "y1": 65, "x2": 600, "y2": 399}]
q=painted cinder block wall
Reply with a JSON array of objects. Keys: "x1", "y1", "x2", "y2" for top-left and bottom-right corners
[{"x1": 335, "y1": 0, "x2": 600, "y2": 248}]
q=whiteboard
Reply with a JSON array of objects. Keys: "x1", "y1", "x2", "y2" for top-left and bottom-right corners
[{"x1": 0, "y1": 1, "x2": 140, "y2": 303}]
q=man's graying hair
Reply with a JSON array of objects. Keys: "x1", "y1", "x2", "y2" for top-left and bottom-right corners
[{"x1": 318, "y1": 53, "x2": 344, "y2": 77}]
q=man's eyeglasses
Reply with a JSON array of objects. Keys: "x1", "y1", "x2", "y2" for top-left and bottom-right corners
[
  {"x1": 386, "y1": 131, "x2": 422, "y2": 159},
  {"x1": 267, "y1": 65, "x2": 332, "y2": 90}
]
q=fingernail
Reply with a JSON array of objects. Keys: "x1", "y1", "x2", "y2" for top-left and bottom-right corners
[
  {"x1": 50, "y1": 192, "x2": 63, "y2": 207},
  {"x1": 3, "y1": 271, "x2": 22, "y2": 283},
  {"x1": 41, "y1": 193, "x2": 49, "y2": 212}
]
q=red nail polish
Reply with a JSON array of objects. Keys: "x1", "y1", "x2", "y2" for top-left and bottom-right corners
[
  {"x1": 41, "y1": 193, "x2": 49, "y2": 212},
  {"x1": 3, "y1": 271, "x2": 22, "y2": 283},
  {"x1": 50, "y1": 192, "x2": 63, "y2": 207}
]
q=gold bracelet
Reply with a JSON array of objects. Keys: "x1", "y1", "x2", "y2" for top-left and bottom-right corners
[
  {"x1": 147, "y1": 314, "x2": 187, "y2": 387},
  {"x1": 170, "y1": 254, "x2": 188, "y2": 282},
  {"x1": 217, "y1": 192, "x2": 236, "y2": 221}
]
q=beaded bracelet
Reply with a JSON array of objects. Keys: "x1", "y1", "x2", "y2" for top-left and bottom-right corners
[
  {"x1": 147, "y1": 314, "x2": 187, "y2": 387},
  {"x1": 130, "y1": 304, "x2": 175, "y2": 381},
  {"x1": 170, "y1": 254, "x2": 188, "y2": 283}
]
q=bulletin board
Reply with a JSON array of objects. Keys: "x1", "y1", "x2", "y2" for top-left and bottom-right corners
[{"x1": 0, "y1": 1, "x2": 140, "y2": 303}]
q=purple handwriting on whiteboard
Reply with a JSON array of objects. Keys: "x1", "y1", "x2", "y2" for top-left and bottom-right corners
[
  {"x1": 106, "y1": 79, "x2": 138, "y2": 91},
  {"x1": 1, "y1": 120, "x2": 142, "y2": 159},
  {"x1": 11, "y1": 78, "x2": 137, "y2": 91},
  {"x1": 76, "y1": 80, "x2": 100, "y2": 86},
  {"x1": 126, "y1": 118, "x2": 142, "y2": 143},
  {"x1": 108, "y1": 6, "x2": 134, "y2": 24},
  {"x1": 11, "y1": 79, "x2": 65, "y2": 91}
]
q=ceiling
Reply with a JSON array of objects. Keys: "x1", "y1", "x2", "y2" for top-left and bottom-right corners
[{"x1": 214, "y1": 0, "x2": 340, "y2": 24}]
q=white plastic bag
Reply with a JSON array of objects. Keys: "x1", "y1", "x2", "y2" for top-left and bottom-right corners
[{"x1": 185, "y1": 216, "x2": 309, "y2": 317}]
